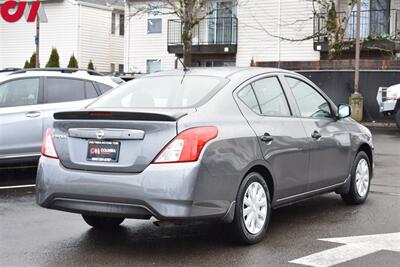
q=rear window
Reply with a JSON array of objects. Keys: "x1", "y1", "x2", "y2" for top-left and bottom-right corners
[{"x1": 89, "y1": 75, "x2": 227, "y2": 109}]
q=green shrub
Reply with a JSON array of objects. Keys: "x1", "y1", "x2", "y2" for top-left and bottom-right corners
[
  {"x1": 87, "y1": 60, "x2": 94, "y2": 70},
  {"x1": 45, "y1": 48, "x2": 60, "y2": 68},
  {"x1": 67, "y1": 54, "x2": 79, "y2": 68}
]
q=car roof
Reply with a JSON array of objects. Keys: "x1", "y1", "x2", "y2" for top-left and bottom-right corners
[
  {"x1": 145, "y1": 67, "x2": 297, "y2": 79},
  {"x1": 0, "y1": 69, "x2": 118, "y2": 87}
]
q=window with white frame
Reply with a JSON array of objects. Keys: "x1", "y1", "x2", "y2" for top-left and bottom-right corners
[
  {"x1": 146, "y1": 59, "x2": 161, "y2": 73},
  {"x1": 147, "y1": 3, "x2": 162, "y2": 33}
]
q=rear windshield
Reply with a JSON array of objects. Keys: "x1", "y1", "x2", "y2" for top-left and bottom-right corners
[{"x1": 89, "y1": 75, "x2": 227, "y2": 109}]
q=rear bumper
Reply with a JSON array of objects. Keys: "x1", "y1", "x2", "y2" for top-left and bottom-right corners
[{"x1": 36, "y1": 157, "x2": 233, "y2": 221}]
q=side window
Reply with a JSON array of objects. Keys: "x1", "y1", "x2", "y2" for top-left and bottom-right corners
[
  {"x1": 252, "y1": 77, "x2": 291, "y2": 117},
  {"x1": 96, "y1": 82, "x2": 113, "y2": 94},
  {"x1": 46, "y1": 78, "x2": 85, "y2": 103},
  {"x1": 0, "y1": 78, "x2": 40, "y2": 108},
  {"x1": 238, "y1": 85, "x2": 261, "y2": 114},
  {"x1": 85, "y1": 81, "x2": 98, "y2": 99},
  {"x1": 286, "y1": 77, "x2": 332, "y2": 119}
]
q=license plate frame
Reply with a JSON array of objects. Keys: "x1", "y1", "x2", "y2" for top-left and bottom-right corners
[{"x1": 87, "y1": 140, "x2": 120, "y2": 162}]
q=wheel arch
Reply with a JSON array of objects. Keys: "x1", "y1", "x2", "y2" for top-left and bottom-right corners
[
  {"x1": 244, "y1": 164, "x2": 275, "y2": 202},
  {"x1": 356, "y1": 143, "x2": 374, "y2": 177}
]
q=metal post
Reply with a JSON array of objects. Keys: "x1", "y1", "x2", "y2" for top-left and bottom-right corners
[
  {"x1": 349, "y1": 0, "x2": 364, "y2": 122},
  {"x1": 354, "y1": 0, "x2": 361, "y2": 94},
  {"x1": 35, "y1": 18, "x2": 40, "y2": 68}
]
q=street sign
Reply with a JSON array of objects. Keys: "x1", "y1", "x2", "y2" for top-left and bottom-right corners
[{"x1": 290, "y1": 232, "x2": 400, "y2": 267}]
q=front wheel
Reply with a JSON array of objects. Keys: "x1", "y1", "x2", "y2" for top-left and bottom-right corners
[
  {"x1": 232, "y1": 172, "x2": 271, "y2": 244},
  {"x1": 82, "y1": 215, "x2": 124, "y2": 229},
  {"x1": 341, "y1": 151, "x2": 371, "y2": 205}
]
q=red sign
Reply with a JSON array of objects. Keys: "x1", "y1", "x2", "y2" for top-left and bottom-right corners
[{"x1": 0, "y1": 0, "x2": 42, "y2": 23}]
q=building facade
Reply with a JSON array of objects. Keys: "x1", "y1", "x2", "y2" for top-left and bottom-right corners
[
  {"x1": 0, "y1": 0, "x2": 124, "y2": 73},
  {"x1": 124, "y1": 0, "x2": 320, "y2": 73},
  {"x1": 125, "y1": 0, "x2": 400, "y2": 73}
]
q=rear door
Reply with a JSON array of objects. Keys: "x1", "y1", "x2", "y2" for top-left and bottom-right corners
[
  {"x1": 235, "y1": 75, "x2": 310, "y2": 200},
  {"x1": 283, "y1": 75, "x2": 352, "y2": 190},
  {"x1": 0, "y1": 77, "x2": 44, "y2": 159},
  {"x1": 41, "y1": 77, "x2": 100, "y2": 136}
]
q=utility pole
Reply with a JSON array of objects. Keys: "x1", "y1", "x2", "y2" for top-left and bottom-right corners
[
  {"x1": 35, "y1": 18, "x2": 40, "y2": 68},
  {"x1": 349, "y1": 0, "x2": 364, "y2": 122},
  {"x1": 354, "y1": 0, "x2": 361, "y2": 94}
]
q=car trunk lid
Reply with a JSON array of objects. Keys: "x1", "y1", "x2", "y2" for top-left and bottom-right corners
[{"x1": 52, "y1": 109, "x2": 192, "y2": 173}]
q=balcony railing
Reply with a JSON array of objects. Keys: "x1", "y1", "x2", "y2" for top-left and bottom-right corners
[
  {"x1": 167, "y1": 17, "x2": 238, "y2": 46},
  {"x1": 314, "y1": 9, "x2": 400, "y2": 43}
]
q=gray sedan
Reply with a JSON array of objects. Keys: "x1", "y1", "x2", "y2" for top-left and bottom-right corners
[{"x1": 36, "y1": 68, "x2": 374, "y2": 244}]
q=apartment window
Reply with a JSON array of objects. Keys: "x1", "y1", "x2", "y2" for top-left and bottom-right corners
[
  {"x1": 146, "y1": 59, "x2": 161, "y2": 73},
  {"x1": 111, "y1": 13, "x2": 116, "y2": 34},
  {"x1": 118, "y1": 64, "x2": 124, "y2": 74},
  {"x1": 147, "y1": 3, "x2": 162, "y2": 33},
  {"x1": 119, "y1": 14, "x2": 125, "y2": 36},
  {"x1": 110, "y1": 63, "x2": 115, "y2": 73}
]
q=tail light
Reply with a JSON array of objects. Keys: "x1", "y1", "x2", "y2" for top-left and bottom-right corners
[
  {"x1": 153, "y1": 127, "x2": 218, "y2": 164},
  {"x1": 41, "y1": 128, "x2": 59, "y2": 159}
]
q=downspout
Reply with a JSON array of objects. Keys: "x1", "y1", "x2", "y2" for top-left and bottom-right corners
[
  {"x1": 77, "y1": 3, "x2": 81, "y2": 65},
  {"x1": 126, "y1": 2, "x2": 131, "y2": 73},
  {"x1": 277, "y1": 0, "x2": 281, "y2": 68}
]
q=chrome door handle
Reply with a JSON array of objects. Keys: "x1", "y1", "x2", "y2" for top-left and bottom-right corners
[
  {"x1": 25, "y1": 111, "x2": 41, "y2": 118},
  {"x1": 311, "y1": 130, "x2": 322, "y2": 140},
  {"x1": 260, "y1": 133, "x2": 274, "y2": 143}
]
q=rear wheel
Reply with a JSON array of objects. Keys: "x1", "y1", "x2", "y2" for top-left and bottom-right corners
[
  {"x1": 341, "y1": 151, "x2": 371, "y2": 205},
  {"x1": 232, "y1": 172, "x2": 271, "y2": 244},
  {"x1": 82, "y1": 215, "x2": 124, "y2": 229},
  {"x1": 395, "y1": 110, "x2": 400, "y2": 129}
]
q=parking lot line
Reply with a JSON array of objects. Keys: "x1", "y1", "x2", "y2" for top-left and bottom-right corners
[{"x1": 0, "y1": 184, "x2": 35, "y2": 190}]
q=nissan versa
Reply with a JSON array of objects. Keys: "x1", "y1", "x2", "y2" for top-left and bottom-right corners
[{"x1": 36, "y1": 68, "x2": 374, "y2": 244}]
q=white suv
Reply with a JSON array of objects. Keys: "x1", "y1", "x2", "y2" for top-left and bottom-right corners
[{"x1": 0, "y1": 68, "x2": 122, "y2": 165}]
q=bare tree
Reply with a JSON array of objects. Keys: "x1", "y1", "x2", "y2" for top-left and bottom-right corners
[{"x1": 128, "y1": 0, "x2": 237, "y2": 67}]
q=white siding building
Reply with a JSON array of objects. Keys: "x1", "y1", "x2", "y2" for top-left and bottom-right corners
[
  {"x1": 124, "y1": 0, "x2": 320, "y2": 73},
  {"x1": 0, "y1": 0, "x2": 125, "y2": 73}
]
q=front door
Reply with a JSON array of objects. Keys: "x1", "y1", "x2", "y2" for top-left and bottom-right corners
[
  {"x1": 284, "y1": 76, "x2": 352, "y2": 190},
  {"x1": 0, "y1": 77, "x2": 43, "y2": 159},
  {"x1": 235, "y1": 76, "x2": 310, "y2": 200}
]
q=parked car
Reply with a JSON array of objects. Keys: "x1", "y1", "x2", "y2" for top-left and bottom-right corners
[
  {"x1": 0, "y1": 68, "x2": 121, "y2": 165},
  {"x1": 36, "y1": 67, "x2": 374, "y2": 244},
  {"x1": 377, "y1": 85, "x2": 400, "y2": 129}
]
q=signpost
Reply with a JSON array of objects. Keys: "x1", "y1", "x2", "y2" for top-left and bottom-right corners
[{"x1": 290, "y1": 232, "x2": 400, "y2": 267}]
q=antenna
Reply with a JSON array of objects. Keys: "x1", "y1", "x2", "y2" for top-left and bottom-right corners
[{"x1": 177, "y1": 57, "x2": 189, "y2": 72}]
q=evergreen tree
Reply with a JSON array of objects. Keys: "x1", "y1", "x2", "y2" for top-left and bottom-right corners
[
  {"x1": 67, "y1": 54, "x2": 79, "y2": 68},
  {"x1": 28, "y1": 52, "x2": 37, "y2": 68},
  {"x1": 87, "y1": 60, "x2": 94, "y2": 70},
  {"x1": 45, "y1": 48, "x2": 60, "y2": 68},
  {"x1": 24, "y1": 60, "x2": 30, "y2": 69}
]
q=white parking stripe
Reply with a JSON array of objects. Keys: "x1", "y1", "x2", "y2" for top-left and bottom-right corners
[
  {"x1": 0, "y1": 184, "x2": 35, "y2": 190},
  {"x1": 290, "y1": 232, "x2": 400, "y2": 267}
]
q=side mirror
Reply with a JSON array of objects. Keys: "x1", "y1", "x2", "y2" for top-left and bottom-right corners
[{"x1": 337, "y1": 104, "x2": 351, "y2": 119}]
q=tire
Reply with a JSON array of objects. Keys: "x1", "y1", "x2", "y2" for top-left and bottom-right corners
[
  {"x1": 395, "y1": 110, "x2": 400, "y2": 130},
  {"x1": 232, "y1": 172, "x2": 271, "y2": 244},
  {"x1": 82, "y1": 215, "x2": 124, "y2": 229},
  {"x1": 341, "y1": 151, "x2": 371, "y2": 205}
]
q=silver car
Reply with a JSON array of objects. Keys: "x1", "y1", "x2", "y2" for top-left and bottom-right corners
[
  {"x1": 36, "y1": 68, "x2": 374, "y2": 244},
  {"x1": 0, "y1": 68, "x2": 121, "y2": 165}
]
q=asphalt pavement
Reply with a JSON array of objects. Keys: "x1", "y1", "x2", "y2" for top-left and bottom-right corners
[{"x1": 1, "y1": 128, "x2": 399, "y2": 267}]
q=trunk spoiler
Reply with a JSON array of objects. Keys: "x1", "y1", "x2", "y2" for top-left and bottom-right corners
[{"x1": 54, "y1": 110, "x2": 188, "y2": 122}]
